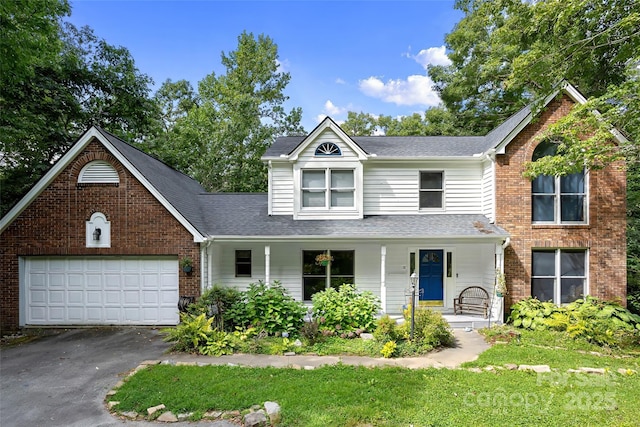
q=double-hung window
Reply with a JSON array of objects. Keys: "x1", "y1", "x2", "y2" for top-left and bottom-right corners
[
  {"x1": 532, "y1": 249, "x2": 587, "y2": 304},
  {"x1": 235, "y1": 250, "x2": 252, "y2": 277},
  {"x1": 419, "y1": 171, "x2": 444, "y2": 209},
  {"x1": 302, "y1": 250, "x2": 354, "y2": 300},
  {"x1": 531, "y1": 141, "x2": 586, "y2": 223},
  {"x1": 302, "y1": 169, "x2": 354, "y2": 209}
]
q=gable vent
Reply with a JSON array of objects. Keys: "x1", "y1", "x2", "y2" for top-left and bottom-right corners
[{"x1": 78, "y1": 160, "x2": 119, "y2": 184}]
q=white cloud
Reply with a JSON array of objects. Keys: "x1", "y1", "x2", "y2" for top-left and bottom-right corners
[
  {"x1": 335, "y1": 77, "x2": 346, "y2": 84},
  {"x1": 323, "y1": 100, "x2": 345, "y2": 116},
  {"x1": 276, "y1": 59, "x2": 290, "y2": 73},
  {"x1": 315, "y1": 113, "x2": 328, "y2": 123},
  {"x1": 359, "y1": 75, "x2": 441, "y2": 107},
  {"x1": 413, "y1": 45, "x2": 452, "y2": 69}
]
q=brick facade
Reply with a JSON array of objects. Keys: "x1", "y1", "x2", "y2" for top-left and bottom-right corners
[
  {"x1": 0, "y1": 139, "x2": 201, "y2": 332},
  {"x1": 496, "y1": 96, "x2": 627, "y2": 309}
]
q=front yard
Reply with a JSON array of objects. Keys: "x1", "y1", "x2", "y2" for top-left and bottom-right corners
[{"x1": 108, "y1": 327, "x2": 640, "y2": 426}]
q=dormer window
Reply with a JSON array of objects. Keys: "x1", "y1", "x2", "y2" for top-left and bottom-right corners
[
  {"x1": 302, "y1": 169, "x2": 354, "y2": 208},
  {"x1": 315, "y1": 142, "x2": 341, "y2": 156}
]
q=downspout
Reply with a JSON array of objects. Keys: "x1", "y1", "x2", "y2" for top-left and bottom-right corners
[{"x1": 380, "y1": 245, "x2": 387, "y2": 313}]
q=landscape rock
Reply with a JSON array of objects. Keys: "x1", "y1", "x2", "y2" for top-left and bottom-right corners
[
  {"x1": 360, "y1": 333, "x2": 374, "y2": 340},
  {"x1": 243, "y1": 410, "x2": 267, "y2": 427},
  {"x1": 108, "y1": 401, "x2": 120, "y2": 409},
  {"x1": 283, "y1": 352, "x2": 296, "y2": 356},
  {"x1": 579, "y1": 367, "x2": 606, "y2": 375},
  {"x1": 121, "y1": 411, "x2": 138, "y2": 419},
  {"x1": 147, "y1": 404, "x2": 166, "y2": 415},
  {"x1": 293, "y1": 339, "x2": 303, "y2": 347},
  {"x1": 617, "y1": 368, "x2": 637, "y2": 376},
  {"x1": 204, "y1": 410, "x2": 223, "y2": 418},
  {"x1": 518, "y1": 364, "x2": 551, "y2": 373},
  {"x1": 303, "y1": 365, "x2": 315, "y2": 370},
  {"x1": 264, "y1": 401, "x2": 281, "y2": 424},
  {"x1": 177, "y1": 412, "x2": 193, "y2": 421},
  {"x1": 504, "y1": 363, "x2": 518, "y2": 370},
  {"x1": 157, "y1": 411, "x2": 178, "y2": 422}
]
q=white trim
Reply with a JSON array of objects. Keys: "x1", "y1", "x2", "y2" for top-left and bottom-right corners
[
  {"x1": 380, "y1": 245, "x2": 387, "y2": 312},
  {"x1": 0, "y1": 127, "x2": 205, "y2": 242},
  {"x1": 286, "y1": 117, "x2": 369, "y2": 161}
]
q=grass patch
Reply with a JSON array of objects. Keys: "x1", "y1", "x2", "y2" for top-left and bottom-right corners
[
  {"x1": 111, "y1": 363, "x2": 640, "y2": 426},
  {"x1": 468, "y1": 326, "x2": 640, "y2": 371}
]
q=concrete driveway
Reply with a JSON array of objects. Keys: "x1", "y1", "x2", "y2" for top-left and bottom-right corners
[{"x1": 0, "y1": 328, "x2": 171, "y2": 427}]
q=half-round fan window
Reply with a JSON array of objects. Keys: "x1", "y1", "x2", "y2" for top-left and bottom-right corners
[
  {"x1": 78, "y1": 160, "x2": 119, "y2": 184},
  {"x1": 315, "y1": 142, "x2": 341, "y2": 156}
]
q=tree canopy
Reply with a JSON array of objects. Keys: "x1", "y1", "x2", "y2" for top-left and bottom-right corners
[
  {"x1": 0, "y1": 0, "x2": 157, "y2": 216},
  {"x1": 155, "y1": 31, "x2": 304, "y2": 192},
  {"x1": 428, "y1": 0, "x2": 639, "y2": 175}
]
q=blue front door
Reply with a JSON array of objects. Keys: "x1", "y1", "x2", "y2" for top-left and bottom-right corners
[{"x1": 419, "y1": 249, "x2": 444, "y2": 301}]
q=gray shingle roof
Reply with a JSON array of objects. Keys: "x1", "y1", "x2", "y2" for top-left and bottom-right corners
[
  {"x1": 95, "y1": 127, "x2": 209, "y2": 234},
  {"x1": 264, "y1": 106, "x2": 533, "y2": 159},
  {"x1": 198, "y1": 193, "x2": 507, "y2": 239}
]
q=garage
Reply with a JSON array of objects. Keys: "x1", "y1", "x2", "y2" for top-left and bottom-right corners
[{"x1": 23, "y1": 257, "x2": 179, "y2": 326}]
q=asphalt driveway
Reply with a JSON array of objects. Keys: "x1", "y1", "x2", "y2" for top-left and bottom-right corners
[{"x1": 0, "y1": 328, "x2": 171, "y2": 427}]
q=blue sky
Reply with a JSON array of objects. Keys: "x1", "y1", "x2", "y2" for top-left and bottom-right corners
[{"x1": 69, "y1": 1, "x2": 462, "y2": 132}]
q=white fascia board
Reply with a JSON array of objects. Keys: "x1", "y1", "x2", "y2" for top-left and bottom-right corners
[
  {"x1": 1, "y1": 126, "x2": 205, "y2": 242},
  {"x1": 367, "y1": 156, "x2": 481, "y2": 163},
  {"x1": 0, "y1": 127, "x2": 101, "y2": 234},
  {"x1": 205, "y1": 234, "x2": 508, "y2": 243},
  {"x1": 287, "y1": 117, "x2": 369, "y2": 161}
]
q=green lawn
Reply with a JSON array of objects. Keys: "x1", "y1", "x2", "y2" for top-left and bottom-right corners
[{"x1": 109, "y1": 330, "x2": 640, "y2": 427}]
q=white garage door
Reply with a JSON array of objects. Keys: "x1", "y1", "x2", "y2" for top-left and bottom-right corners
[{"x1": 24, "y1": 257, "x2": 179, "y2": 326}]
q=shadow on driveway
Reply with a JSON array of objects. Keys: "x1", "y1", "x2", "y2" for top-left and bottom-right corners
[{"x1": 1, "y1": 328, "x2": 170, "y2": 427}]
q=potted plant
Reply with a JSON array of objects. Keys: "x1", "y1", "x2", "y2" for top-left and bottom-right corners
[
  {"x1": 495, "y1": 271, "x2": 507, "y2": 298},
  {"x1": 315, "y1": 252, "x2": 333, "y2": 266},
  {"x1": 180, "y1": 256, "x2": 193, "y2": 273}
]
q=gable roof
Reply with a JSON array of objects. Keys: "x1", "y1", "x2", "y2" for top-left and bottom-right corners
[{"x1": 0, "y1": 126, "x2": 207, "y2": 241}]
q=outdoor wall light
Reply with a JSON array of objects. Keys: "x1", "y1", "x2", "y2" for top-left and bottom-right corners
[{"x1": 93, "y1": 227, "x2": 101, "y2": 241}]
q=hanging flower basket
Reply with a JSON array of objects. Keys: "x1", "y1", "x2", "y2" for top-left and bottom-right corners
[{"x1": 315, "y1": 253, "x2": 333, "y2": 266}]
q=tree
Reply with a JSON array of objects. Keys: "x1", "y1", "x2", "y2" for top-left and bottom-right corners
[
  {"x1": 340, "y1": 106, "x2": 461, "y2": 136},
  {"x1": 0, "y1": 0, "x2": 157, "y2": 216},
  {"x1": 340, "y1": 112, "x2": 378, "y2": 136},
  {"x1": 164, "y1": 31, "x2": 304, "y2": 192},
  {"x1": 430, "y1": 0, "x2": 640, "y2": 146}
]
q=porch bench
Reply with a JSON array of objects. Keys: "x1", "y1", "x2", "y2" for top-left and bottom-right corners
[{"x1": 453, "y1": 286, "x2": 489, "y2": 318}]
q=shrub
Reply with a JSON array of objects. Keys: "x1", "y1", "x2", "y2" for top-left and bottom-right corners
[
  {"x1": 188, "y1": 285, "x2": 243, "y2": 331},
  {"x1": 398, "y1": 308, "x2": 454, "y2": 348},
  {"x1": 508, "y1": 296, "x2": 640, "y2": 347},
  {"x1": 373, "y1": 314, "x2": 399, "y2": 342},
  {"x1": 200, "y1": 329, "x2": 235, "y2": 356},
  {"x1": 227, "y1": 281, "x2": 306, "y2": 336},
  {"x1": 380, "y1": 340, "x2": 397, "y2": 358},
  {"x1": 161, "y1": 313, "x2": 213, "y2": 352},
  {"x1": 312, "y1": 284, "x2": 381, "y2": 334},
  {"x1": 300, "y1": 318, "x2": 321, "y2": 345}
]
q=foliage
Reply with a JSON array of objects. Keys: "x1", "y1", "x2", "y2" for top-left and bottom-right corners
[
  {"x1": 398, "y1": 308, "x2": 455, "y2": 349},
  {"x1": 311, "y1": 284, "x2": 381, "y2": 334},
  {"x1": 154, "y1": 31, "x2": 304, "y2": 193},
  {"x1": 380, "y1": 341, "x2": 397, "y2": 358},
  {"x1": 508, "y1": 297, "x2": 640, "y2": 347},
  {"x1": 373, "y1": 314, "x2": 399, "y2": 342},
  {"x1": 300, "y1": 318, "x2": 321, "y2": 345},
  {"x1": 200, "y1": 329, "x2": 235, "y2": 356},
  {"x1": 340, "y1": 107, "x2": 462, "y2": 136},
  {"x1": 187, "y1": 285, "x2": 243, "y2": 331},
  {"x1": 161, "y1": 313, "x2": 214, "y2": 352},
  {"x1": 227, "y1": 281, "x2": 305, "y2": 336},
  {"x1": 0, "y1": 1, "x2": 158, "y2": 216}
]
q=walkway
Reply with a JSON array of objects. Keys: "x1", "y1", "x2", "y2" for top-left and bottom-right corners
[{"x1": 163, "y1": 328, "x2": 490, "y2": 369}]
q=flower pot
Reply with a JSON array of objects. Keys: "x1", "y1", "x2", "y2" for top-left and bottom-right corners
[
  {"x1": 182, "y1": 265, "x2": 193, "y2": 273},
  {"x1": 496, "y1": 292, "x2": 503, "y2": 298},
  {"x1": 320, "y1": 260, "x2": 329, "y2": 266}
]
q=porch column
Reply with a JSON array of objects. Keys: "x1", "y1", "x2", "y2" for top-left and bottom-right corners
[
  {"x1": 493, "y1": 243, "x2": 505, "y2": 322},
  {"x1": 265, "y1": 245, "x2": 271, "y2": 285},
  {"x1": 207, "y1": 242, "x2": 213, "y2": 290},
  {"x1": 380, "y1": 245, "x2": 387, "y2": 313}
]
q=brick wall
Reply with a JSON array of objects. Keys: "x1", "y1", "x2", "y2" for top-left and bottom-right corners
[
  {"x1": 0, "y1": 139, "x2": 201, "y2": 332},
  {"x1": 496, "y1": 96, "x2": 627, "y2": 309}
]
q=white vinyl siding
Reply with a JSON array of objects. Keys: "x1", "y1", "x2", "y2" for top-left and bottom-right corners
[
  {"x1": 481, "y1": 159, "x2": 495, "y2": 221},
  {"x1": 296, "y1": 129, "x2": 358, "y2": 162},
  {"x1": 363, "y1": 162, "x2": 483, "y2": 215},
  {"x1": 270, "y1": 164, "x2": 294, "y2": 215}
]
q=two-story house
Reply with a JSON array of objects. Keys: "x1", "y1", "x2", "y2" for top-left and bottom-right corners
[{"x1": 0, "y1": 82, "x2": 626, "y2": 332}]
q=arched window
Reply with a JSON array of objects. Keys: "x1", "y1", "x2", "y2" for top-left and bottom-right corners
[
  {"x1": 531, "y1": 141, "x2": 586, "y2": 223},
  {"x1": 78, "y1": 160, "x2": 119, "y2": 184},
  {"x1": 315, "y1": 142, "x2": 341, "y2": 156}
]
